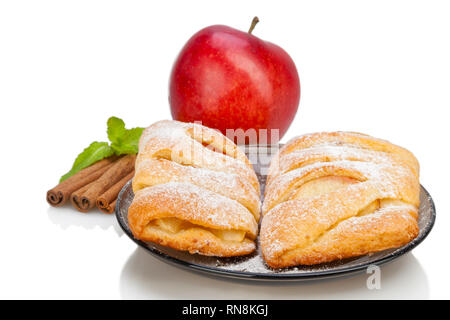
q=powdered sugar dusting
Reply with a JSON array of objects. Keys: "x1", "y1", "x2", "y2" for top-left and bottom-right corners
[
  {"x1": 134, "y1": 182, "x2": 257, "y2": 234},
  {"x1": 116, "y1": 143, "x2": 434, "y2": 277},
  {"x1": 261, "y1": 132, "x2": 421, "y2": 264},
  {"x1": 131, "y1": 120, "x2": 260, "y2": 247}
]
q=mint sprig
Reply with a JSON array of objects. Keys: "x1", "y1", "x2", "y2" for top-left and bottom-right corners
[
  {"x1": 107, "y1": 117, "x2": 144, "y2": 155},
  {"x1": 59, "y1": 117, "x2": 144, "y2": 182}
]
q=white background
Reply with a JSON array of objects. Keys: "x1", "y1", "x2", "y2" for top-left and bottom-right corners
[{"x1": 0, "y1": 0, "x2": 449, "y2": 299}]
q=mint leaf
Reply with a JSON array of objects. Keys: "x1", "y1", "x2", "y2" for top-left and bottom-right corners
[
  {"x1": 58, "y1": 117, "x2": 143, "y2": 183},
  {"x1": 107, "y1": 116, "x2": 126, "y2": 144},
  {"x1": 107, "y1": 116, "x2": 144, "y2": 155},
  {"x1": 111, "y1": 127, "x2": 144, "y2": 154},
  {"x1": 59, "y1": 141, "x2": 114, "y2": 182}
]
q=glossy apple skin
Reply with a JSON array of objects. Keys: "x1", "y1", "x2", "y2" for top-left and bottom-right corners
[{"x1": 169, "y1": 25, "x2": 300, "y2": 144}]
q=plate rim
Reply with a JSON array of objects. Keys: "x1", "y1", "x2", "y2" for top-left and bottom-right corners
[{"x1": 115, "y1": 181, "x2": 436, "y2": 281}]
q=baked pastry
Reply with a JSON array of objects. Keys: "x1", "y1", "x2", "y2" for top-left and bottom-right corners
[
  {"x1": 261, "y1": 132, "x2": 420, "y2": 268},
  {"x1": 128, "y1": 120, "x2": 260, "y2": 256}
]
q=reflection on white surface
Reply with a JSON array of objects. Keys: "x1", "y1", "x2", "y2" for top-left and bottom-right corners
[
  {"x1": 120, "y1": 248, "x2": 429, "y2": 299},
  {"x1": 47, "y1": 206, "x2": 124, "y2": 236}
]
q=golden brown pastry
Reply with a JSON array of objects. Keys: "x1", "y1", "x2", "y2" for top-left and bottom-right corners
[
  {"x1": 128, "y1": 120, "x2": 260, "y2": 256},
  {"x1": 261, "y1": 132, "x2": 420, "y2": 268}
]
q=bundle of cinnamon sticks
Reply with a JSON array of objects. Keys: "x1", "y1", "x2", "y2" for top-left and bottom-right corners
[{"x1": 47, "y1": 155, "x2": 135, "y2": 214}]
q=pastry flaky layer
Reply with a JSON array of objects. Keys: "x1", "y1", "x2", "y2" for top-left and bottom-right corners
[
  {"x1": 128, "y1": 120, "x2": 260, "y2": 257},
  {"x1": 261, "y1": 131, "x2": 420, "y2": 268}
]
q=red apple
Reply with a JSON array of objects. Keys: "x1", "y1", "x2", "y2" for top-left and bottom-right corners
[{"x1": 169, "y1": 17, "x2": 300, "y2": 144}]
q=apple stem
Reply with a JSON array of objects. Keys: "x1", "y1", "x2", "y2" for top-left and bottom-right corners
[{"x1": 248, "y1": 16, "x2": 259, "y2": 34}]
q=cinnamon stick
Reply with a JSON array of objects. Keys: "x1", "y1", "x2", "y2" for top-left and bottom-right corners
[
  {"x1": 96, "y1": 170, "x2": 134, "y2": 214},
  {"x1": 70, "y1": 178, "x2": 101, "y2": 212},
  {"x1": 71, "y1": 154, "x2": 136, "y2": 212},
  {"x1": 46, "y1": 157, "x2": 117, "y2": 207}
]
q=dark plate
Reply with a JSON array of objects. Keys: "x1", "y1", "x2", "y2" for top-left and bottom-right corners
[{"x1": 115, "y1": 145, "x2": 436, "y2": 281}]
